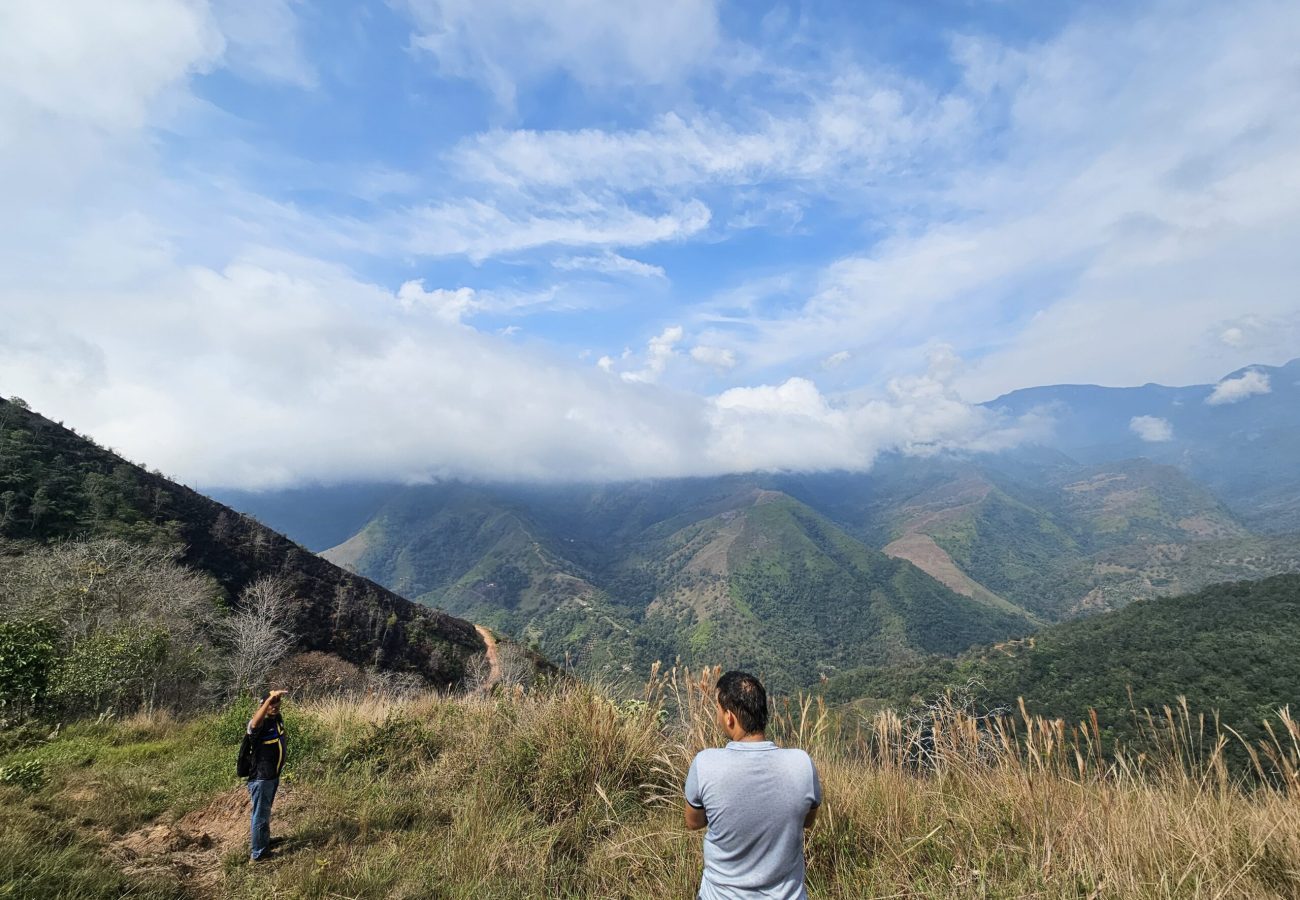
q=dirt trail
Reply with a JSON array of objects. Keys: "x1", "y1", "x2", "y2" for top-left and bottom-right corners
[
  {"x1": 474, "y1": 624, "x2": 501, "y2": 688},
  {"x1": 107, "y1": 784, "x2": 302, "y2": 895}
]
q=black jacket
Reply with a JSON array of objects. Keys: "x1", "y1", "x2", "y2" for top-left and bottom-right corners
[{"x1": 247, "y1": 715, "x2": 288, "y2": 781}]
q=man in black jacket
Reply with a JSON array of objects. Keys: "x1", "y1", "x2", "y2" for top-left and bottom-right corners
[{"x1": 246, "y1": 689, "x2": 288, "y2": 862}]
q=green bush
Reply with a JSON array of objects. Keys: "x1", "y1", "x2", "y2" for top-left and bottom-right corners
[
  {"x1": 335, "y1": 714, "x2": 443, "y2": 776},
  {"x1": 48, "y1": 626, "x2": 168, "y2": 714},
  {"x1": 0, "y1": 620, "x2": 57, "y2": 722}
]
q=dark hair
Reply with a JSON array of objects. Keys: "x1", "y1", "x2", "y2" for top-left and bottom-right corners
[{"x1": 716, "y1": 671, "x2": 768, "y2": 735}]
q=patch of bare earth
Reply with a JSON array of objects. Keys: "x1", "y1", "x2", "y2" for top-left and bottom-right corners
[
  {"x1": 474, "y1": 624, "x2": 501, "y2": 689},
  {"x1": 107, "y1": 785, "x2": 302, "y2": 895},
  {"x1": 882, "y1": 532, "x2": 1022, "y2": 616}
]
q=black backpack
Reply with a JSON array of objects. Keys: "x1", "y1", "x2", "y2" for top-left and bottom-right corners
[{"x1": 236, "y1": 732, "x2": 255, "y2": 778}]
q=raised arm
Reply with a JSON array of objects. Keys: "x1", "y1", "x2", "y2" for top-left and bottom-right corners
[{"x1": 248, "y1": 689, "x2": 287, "y2": 731}]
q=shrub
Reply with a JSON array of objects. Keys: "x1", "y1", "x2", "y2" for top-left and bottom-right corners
[
  {"x1": 0, "y1": 619, "x2": 56, "y2": 723},
  {"x1": 48, "y1": 626, "x2": 168, "y2": 715},
  {"x1": 270, "y1": 651, "x2": 367, "y2": 699}
]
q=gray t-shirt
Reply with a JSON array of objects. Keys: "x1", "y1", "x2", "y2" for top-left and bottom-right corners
[{"x1": 684, "y1": 741, "x2": 822, "y2": 900}]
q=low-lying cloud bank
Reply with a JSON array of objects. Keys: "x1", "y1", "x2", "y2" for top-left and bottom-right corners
[{"x1": 2, "y1": 251, "x2": 1049, "y2": 489}]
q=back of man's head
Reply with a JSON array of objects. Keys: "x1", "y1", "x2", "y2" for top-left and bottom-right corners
[{"x1": 717, "y1": 670, "x2": 768, "y2": 735}]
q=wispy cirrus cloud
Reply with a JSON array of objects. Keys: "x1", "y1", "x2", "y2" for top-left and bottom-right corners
[
  {"x1": 2, "y1": 0, "x2": 1296, "y2": 490},
  {"x1": 552, "y1": 251, "x2": 666, "y2": 279},
  {"x1": 399, "y1": 0, "x2": 721, "y2": 107}
]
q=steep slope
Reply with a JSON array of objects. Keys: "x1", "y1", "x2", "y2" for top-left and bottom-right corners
[
  {"x1": 872, "y1": 457, "x2": 1295, "y2": 620},
  {"x1": 321, "y1": 482, "x2": 645, "y2": 675},
  {"x1": 822, "y1": 574, "x2": 1300, "y2": 748},
  {"x1": 634, "y1": 491, "x2": 1035, "y2": 689},
  {"x1": 0, "y1": 398, "x2": 484, "y2": 686}
]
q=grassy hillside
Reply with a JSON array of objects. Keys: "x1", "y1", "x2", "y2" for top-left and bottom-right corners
[
  {"x1": 823, "y1": 574, "x2": 1300, "y2": 750},
  {"x1": 637, "y1": 494, "x2": 1033, "y2": 689},
  {"x1": 0, "y1": 398, "x2": 484, "y2": 686},
  {"x1": 2, "y1": 669, "x2": 1297, "y2": 898}
]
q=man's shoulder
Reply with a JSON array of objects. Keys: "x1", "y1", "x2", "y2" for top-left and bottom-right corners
[{"x1": 690, "y1": 747, "x2": 729, "y2": 766}]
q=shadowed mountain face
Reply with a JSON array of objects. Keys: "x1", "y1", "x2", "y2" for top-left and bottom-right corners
[{"x1": 0, "y1": 398, "x2": 485, "y2": 687}]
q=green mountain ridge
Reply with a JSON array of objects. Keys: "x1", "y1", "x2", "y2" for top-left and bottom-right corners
[
  {"x1": 821, "y1": 574, "x2": 1300, "y2": 750},
  {"x1": 323, "y1": 481, "x2": 1036, "y2": 690},
  {"x1": 0, "y1": 398, "x2": 486, "y2": 686}
]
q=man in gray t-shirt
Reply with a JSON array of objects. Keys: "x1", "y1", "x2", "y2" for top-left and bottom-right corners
[{"x1": 684, "y1": 671, "x2": 822, "y2": 900}]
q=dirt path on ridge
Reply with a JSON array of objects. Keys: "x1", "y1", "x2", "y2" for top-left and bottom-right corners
[{"x1": 474, "y1": 624, "x2": 501, "y2": 688}]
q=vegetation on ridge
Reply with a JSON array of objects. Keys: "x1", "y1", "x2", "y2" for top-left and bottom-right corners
[
  {"x1": 822, "y1": 574, "x2": 1300, "y2": 754},
  {"x1": 0, "y1": 397, "x2": 484, "y2": 687}
]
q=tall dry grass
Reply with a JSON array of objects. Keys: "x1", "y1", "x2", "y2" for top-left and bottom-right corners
[{"x1": 42, "y1": 667, "x2": 1296, "y2": 898}]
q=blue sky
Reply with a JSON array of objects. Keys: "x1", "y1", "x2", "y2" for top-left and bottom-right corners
[{"x1": 1, "y1": 0, "x2": 1298, "y2": 487}]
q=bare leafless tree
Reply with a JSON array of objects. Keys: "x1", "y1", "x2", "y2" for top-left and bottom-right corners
[
  {"x1": 222, "y1": 576, "x2": 296, "y2": 698},
  {"x1": 496, "y1": 643, "x2": 535, "y2": 690}
]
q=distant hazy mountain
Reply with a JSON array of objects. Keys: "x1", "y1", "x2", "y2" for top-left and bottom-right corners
[{"x1": 986, "y1": 358, "x2": 1300, "y2": 532}]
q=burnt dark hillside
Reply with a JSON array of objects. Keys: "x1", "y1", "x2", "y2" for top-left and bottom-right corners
[{"x1": 0, "y1": 397, "x2": 484, "y2": 687}]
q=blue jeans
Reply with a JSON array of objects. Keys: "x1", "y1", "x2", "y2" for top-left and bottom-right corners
[{"x1": 248, "y1": 777, "x2": 279, "y2": 860}]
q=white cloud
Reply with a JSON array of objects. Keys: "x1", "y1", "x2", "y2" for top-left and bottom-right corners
[
  {"x1": 705, "y1": 363, "x2": 1052, "y2": 474},
  {"x1": 1129, "y1": 415, "x2": 1174, "y2": 442},
  {"x1": 1220, "y1": 327, "x2": 1246, "y2": 347},
  {"x1": 0, "y1": 0, "x2": 223, "y2": 132},
  {"x1": 822, "y1": 350, "x2": 852, "y2": 369},
  {"x1": 690, "y1": 345, "x2": 737, "y2": 370},
  {"x1": 210, "y1": 0, "x2": 316, "y2": 87},
  {"x1": 400, "y1": 0, "x2": 719, "y2": 106},
  {"x1": 1206, "y1": 370, "x2": 1271, "y2": 405},
  {"x1": 553, "y1": 252, "x2": 666, "y2": 279},
  {"x1": 397, "y1": 281, "x2": 478, "y2": 323},
  {"x1": 676, "y1": 2, "x2": 1300, "y2": 396},
  {"x1": 620, "y1": 325, "x2": 685, "y2": 384},
  {"x1": 450, "y1": 81, "x2": 970, "y2": 195},
  {"x1": 393, "y1": 198, "x2": 711, "y2": 262}
]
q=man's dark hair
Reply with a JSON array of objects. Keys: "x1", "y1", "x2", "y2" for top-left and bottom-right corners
[{"x1": 716, "y1": 671, "x2": 768, "y2": 735}]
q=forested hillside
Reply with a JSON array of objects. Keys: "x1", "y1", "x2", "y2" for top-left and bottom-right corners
[
  {"x1": 0, "y1": 397, "x2": 484, "y2": 687},
  {"x1": 318, "y1": 481, "x2": 1033, "y2": 690},
  {"x1": 823, "y1": 574, "x2": 1300, "y2": 748}
]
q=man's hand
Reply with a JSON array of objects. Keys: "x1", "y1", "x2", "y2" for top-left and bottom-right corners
[
  {"x1": 684, "y1": 804, "x2": 708, "y2": 831},
  {"x1": 249, "y1": 690, "x2": 288, "y2": 731}
]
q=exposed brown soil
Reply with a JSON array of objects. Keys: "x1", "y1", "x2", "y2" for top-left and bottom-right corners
[
  {"x1": 474, "y1": 624, "x2": 501, "y2": 689},
  {"x1": 107, "y1": 784, "x2": 302, "y2": 895}
]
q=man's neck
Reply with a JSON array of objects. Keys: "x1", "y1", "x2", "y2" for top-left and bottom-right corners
[{"x1": 731, "y1": 731, "x2": 767, "y2": 743}]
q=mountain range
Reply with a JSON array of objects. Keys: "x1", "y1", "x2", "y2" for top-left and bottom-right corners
[{"x1": 215, "y1": 360, "x2": 1300, "y2": 690}]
